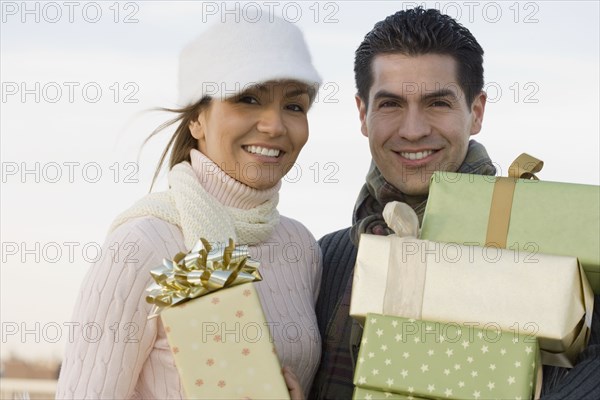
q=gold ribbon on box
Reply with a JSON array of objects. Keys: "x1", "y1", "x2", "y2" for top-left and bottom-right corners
[
  {"x1": 145, "y1": 238, "x2": 261, "y2": 319},
  {"x1": 379, "y1": 201, "x2": 593, "y2": 369},
  {"x1": 482, "y1": 153, "x2": 594, "y2": 366},
  {"x1": 485, "y1": 153, "x2": 544, "y2": 248}
]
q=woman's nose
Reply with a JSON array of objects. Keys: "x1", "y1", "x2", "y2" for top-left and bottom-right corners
[{"x1": 256, "y1": 107, "x2": 287, "y2": 137}]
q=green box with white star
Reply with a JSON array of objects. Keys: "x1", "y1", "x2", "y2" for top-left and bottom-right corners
[
  {"x1": 354, "y1": 387, "x2": 428, "y2": 399},
  {"x1": 353, "y1": 314, "x2": 540, "y2": 400}
]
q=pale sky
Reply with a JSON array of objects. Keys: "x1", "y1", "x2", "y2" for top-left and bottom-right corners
[{"x1": 1, "y1": 1, "x2": 599, "y2": 361}]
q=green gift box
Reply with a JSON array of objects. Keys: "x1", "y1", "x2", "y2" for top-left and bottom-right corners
[
  {"x1": 354, "y1": 387, "x2": 427, "y2": 399},
  {"x1": 420, "y1": 156, "x2": 600, "y2": 293},
  {"x1": 354, "y1": 313, "x2": 540, "y2": 400}
]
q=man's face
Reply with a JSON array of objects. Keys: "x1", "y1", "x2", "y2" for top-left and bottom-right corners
[{"x1": 357, "y1": 53, "x2": 486, "y2": 195}]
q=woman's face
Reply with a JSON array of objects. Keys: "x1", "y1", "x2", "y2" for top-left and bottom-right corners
[{"x1": 189, "y1": 81, "x2": 311, "y2": 190}]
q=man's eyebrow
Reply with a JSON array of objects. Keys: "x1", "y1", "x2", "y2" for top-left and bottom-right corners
[
  {"x1": 373, "y1": 90, "x2": 406, "y2": 102},
  {"x1": 372, "y1": 89, "x2": 459, "y2": 102},
  {"x1": 422, "y1": 89, "x2": 459, "y2": 101}
]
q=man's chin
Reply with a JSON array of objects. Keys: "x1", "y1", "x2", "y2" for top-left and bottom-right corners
[
  {"x1": 378, "y1": 163, "x2": 432, "y2": 195},
  {"x1": 390, "y1": 180, "x2": 431, "y2": 197}
]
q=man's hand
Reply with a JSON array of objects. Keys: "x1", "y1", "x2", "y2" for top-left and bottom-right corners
[{"x1": 283, "y1": 366, "x2": 304, "y2": 400}]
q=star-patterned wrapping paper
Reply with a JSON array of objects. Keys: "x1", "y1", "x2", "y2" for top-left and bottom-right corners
[
  {"x1": 160, "y1": 284, "x2": 290, "y2": 399},
  {"x1": 354, "y1": 314, "x2": 539, "y2": 400},
  {"x1": 354, "y1": 387, "x2": 429, "y2": 399}
]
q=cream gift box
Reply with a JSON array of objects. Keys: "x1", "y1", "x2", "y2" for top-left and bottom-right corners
[
  {"x1": 349, "y1": 202, "x2": 594, "y2": 367},
  {"x1": 146, "y1": 239, "x2": 290, "y2": 399},
  {"x1": 420, "y1": 153, "x2": 600, "y2": 293},
  {"x1": 160, "y1": 284, "x2": 289, "y2": 399}
]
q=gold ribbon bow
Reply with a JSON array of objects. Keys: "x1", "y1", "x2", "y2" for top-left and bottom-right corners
[
  {"x1": 145, "y1": 238, "x2": 261, "y2": 319},
  {"x1": 486, "y1": 153, "x2": 544, "y2": 247}
]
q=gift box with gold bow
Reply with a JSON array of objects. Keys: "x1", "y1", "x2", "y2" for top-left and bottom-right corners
[
  {"x1": 350, "y1": 202, "x2": 593, "y2": 368},
  {"x1": 420, "y1": 153, "x2": 600, "y2": 293},
  {"x1": 146, "y1": 238, "x2": 289, "y2": 399}
]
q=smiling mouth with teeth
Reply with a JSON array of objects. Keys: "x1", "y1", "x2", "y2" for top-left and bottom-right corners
[
  {"x1": 399, "y1": 150, "x2": 435, "y2": 161},
  {"x1": 243, "y1": 145, "x2": 282, "y2": 158}
]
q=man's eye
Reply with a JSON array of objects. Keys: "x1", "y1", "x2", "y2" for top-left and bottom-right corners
[
  {"x1": 380, "y1": 101, "x2": 399, "y2": 108},
  {"x1": 431, "y1": 100, "x2": 451, "y2": 107}
]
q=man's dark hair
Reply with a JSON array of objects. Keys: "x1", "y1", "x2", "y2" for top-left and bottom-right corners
[{"x1": 354, "y1": 7, "x2": 484, "y2": 108}]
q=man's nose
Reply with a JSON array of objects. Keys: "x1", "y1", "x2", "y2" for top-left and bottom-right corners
[{"x1": 397, "y1": 108, "x2": 431, "y2": 141}]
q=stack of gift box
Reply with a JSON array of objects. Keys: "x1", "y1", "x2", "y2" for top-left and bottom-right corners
[{"x1": 350, "y1": 154, "x2": 598, "y2": 399}]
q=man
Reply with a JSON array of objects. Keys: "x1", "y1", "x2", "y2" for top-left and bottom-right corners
[{"x1": 310, "y1": 7, "x2": 600, "y2": 400}]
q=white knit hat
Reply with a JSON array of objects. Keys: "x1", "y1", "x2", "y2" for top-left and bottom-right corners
[{"x1": 178, "y1": 16, "x2": 322, "y2": 106}]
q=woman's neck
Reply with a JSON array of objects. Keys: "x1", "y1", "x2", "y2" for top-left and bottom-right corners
[{"x1": 189, "y1": 149, "x2": 281, "y2": 210}]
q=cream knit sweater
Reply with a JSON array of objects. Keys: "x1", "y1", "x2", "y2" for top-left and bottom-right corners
[{"x1": 56, "y1": 150, "x2": 322, "y2": 398}]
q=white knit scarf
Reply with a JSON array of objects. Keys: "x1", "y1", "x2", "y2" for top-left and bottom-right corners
[{"x1": 109, "y1": 161, "x2": 280, "y2": 249}]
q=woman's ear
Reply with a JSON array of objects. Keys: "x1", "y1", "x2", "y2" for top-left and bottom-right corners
[{"x1": 189, "y1": 116, "x2": 204, "y2": 140}]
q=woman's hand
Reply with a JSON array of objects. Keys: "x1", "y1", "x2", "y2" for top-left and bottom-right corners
[{"x1": 283, "y1": 366, "x2": 304, "y2": 400}]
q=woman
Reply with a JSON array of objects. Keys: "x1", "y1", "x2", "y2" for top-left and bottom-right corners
[{"x1": 56, "y1": 15, "x2": 322, "y2": 399}]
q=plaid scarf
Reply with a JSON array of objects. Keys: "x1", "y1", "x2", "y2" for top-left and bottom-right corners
[{"x1": 350, "y1": 140, "x2": 497, "y2": 245}]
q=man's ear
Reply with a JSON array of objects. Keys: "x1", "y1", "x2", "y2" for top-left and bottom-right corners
[
  {"x1": 355, "y1": 94, "x2": 368, "y2": 137},
  {"x1": 470, "y1": 91, "x2": 487, "y2": 136}
]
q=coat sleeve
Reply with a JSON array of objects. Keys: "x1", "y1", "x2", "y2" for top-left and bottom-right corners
[
  {"x1": 310, "y1": 231, "x2": 323, "y2": 306},
  {"x1": 540, "y1": 293, "x2": 600, "y2": 400},
  {"x1": 55, "y1": 217, "x2": 185, "y2": 399}
]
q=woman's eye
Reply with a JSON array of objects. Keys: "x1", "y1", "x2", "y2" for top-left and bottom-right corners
[
  {"x1": 239, "y1": 96, "x2": 259, "y2": 104},
  {"x1": 286, "y1": 104, "x2": 305, "y2": 112}
]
